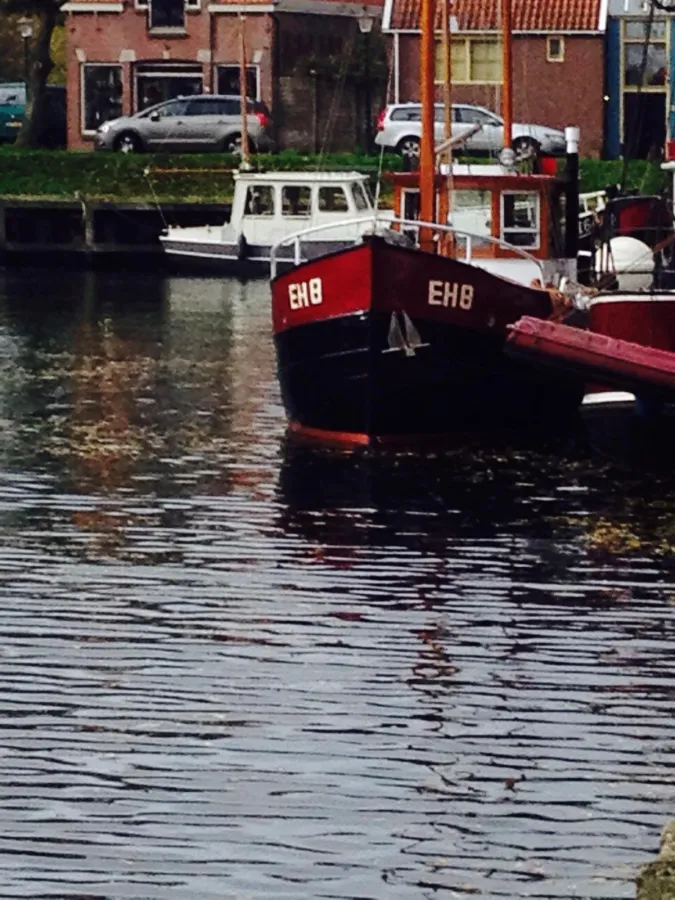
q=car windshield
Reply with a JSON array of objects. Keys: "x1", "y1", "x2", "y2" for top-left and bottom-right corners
[{"x1": 142, "y1": 99, "x2": 189, "y2": 118}]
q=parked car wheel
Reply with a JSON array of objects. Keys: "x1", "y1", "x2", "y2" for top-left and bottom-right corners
[
  {"x1": 113, "y1": 131, "x2": 144, "y2": 153},
  {"x1": 396, "y1": 135, "x2": 421, "y2": 162},
  {"x1": 512, "y1": 136, "x2": 540, "y2": 161},
  {"x1": 223, "y1": 133, "x2": 242, "y2": 154}
]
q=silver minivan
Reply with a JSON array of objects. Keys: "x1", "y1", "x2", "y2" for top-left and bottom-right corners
[{"x1": 94, "y1": 94, "x2": 274, "y2": 154}]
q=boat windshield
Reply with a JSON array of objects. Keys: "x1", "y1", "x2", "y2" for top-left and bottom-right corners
[{"x1": 352, "y1": 182, "x2": 370, "y2": 211}]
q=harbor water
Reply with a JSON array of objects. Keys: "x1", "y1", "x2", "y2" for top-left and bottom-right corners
[{"x1": 0, "y1": 266, "x2": 673, "y2": 899}]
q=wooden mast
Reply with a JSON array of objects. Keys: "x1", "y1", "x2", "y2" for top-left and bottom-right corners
[
  {"x1": 418, "y1": 0, "x2": 436, "y2": 250},
  {"x1": 239, "y1": 15, "x2": 251, "y2": 169},
  {"x1": 438, "y1": 0, "x2": 453, "y2": 250},
  {"x1": 501, "y1": 0, "x2": 513, "y2": 150}
]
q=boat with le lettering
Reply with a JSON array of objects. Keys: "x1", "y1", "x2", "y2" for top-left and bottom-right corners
[{"x1": 505, "y1": 182, "x2": 675, "y2": 469}]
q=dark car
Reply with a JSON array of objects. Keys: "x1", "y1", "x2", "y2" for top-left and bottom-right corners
[
  {"x1": 94, "y1": 94, "x2": 275, "y2": 154},
  {"x1": 0, "y1": 82, "x2": 66, "y2": 148}
]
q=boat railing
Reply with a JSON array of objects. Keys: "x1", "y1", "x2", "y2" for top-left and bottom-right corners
[{"x1": 270, "y1": 215, "x2": 546, "y2": 279}]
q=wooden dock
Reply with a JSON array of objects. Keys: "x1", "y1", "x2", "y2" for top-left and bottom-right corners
[{"x1": 0, "y1": 198, "x2": 230, "y2": 263}]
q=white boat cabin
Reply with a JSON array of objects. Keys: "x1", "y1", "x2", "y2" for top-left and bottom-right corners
[{"x1": 230, "y1": 170, "x2": 376, "y2": 245}]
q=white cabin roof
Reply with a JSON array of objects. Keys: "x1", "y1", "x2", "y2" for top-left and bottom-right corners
[
  {"x1": 439, "y1": 163, "x2": 515, "y2": 177},
  {"x1": 233, "y1": 170, "x2": 369, "y2": 184}
]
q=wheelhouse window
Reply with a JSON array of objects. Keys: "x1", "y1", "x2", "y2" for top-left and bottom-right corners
[
  {"x1": 135, "y1": 63, "x2": 202, "y2": 111},
  {"x1": 282, "y1": 186, "x2": 311, "y2": 217},
  {"x1": 501, "y1": 192, "x2": 540, "y2": 248},
  {"x1": 216, "y1": 65, "x2": 260, "y2": 100},
  {"x1": 82, "y1": 64, "x2": 122, "y2": 134},
  {"x1": 244, "y1": 185, "x2": 275, "y2": 217},
  {"x1": 352, "y1": 182, "x2": 369, "y2": 211},
  {"x1": 149, "y1": 0, "x2": 185, "y2": 30},
  {"x1": 452, "y1": 189, "x2": 492, "y2": 247},
  {"x1": 318, "y1": 186, "x2": 349, "y2": 213}
]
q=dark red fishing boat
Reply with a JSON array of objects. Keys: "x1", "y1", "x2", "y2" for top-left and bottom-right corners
[{"x1": 269, "y1": 0, "x2": 585, "y2": 448}]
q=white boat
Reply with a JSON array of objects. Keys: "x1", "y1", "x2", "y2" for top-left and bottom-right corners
[{"x1": 160, "y1": 170, "x2": 383, "y2": 273}]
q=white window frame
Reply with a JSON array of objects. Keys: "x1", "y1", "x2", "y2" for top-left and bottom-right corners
[
  {"x1": 185, "y1": 0, "x2": 200, "y2": 9},
  {"x1": 80, "y1": 62, "x2": 123, "y2": 136},
  {"x1": 215, "y1": 64, "x2": 261, "y2": 100},
  {"x1": 500, "y1": 191, "x2": 540, "y2": 250},
  {"x1": 546, "y1": 35, "x2": 565, "y2": 63}
]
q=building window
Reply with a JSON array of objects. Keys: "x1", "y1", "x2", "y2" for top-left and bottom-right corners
[
  {"x1": 623, "y1": 19, "x2": 668, "y2": 88},
  {"x1": 216, "y1": 65, "x2": 260, "y2": 100},
  {"x1": 137, "y1": 0, "x2": 199, "y2": 11},
  {"x1": 135, "y1": 63, "x2": 202, "y2": 111},
  {"x1": 82, "y1": 64, "x2": 122, "y2": 134},
  {"x1": 547, "y1": 36, "x2": 565, "y2": 62},
  {"x1": 435, "y1": 38, "x2": 501, "y2": 85},
  {"x1": 501, "y1": 192, "x2": 540, "y2": 249},
  {"x1": 149, "y1": 0, "x2": 185, "y2": 30}
]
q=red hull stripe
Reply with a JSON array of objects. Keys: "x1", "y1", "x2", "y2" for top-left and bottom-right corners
[
  {"x1": 287, "y1": 420, "x2": 479, "y2": 450},
  {"x1": 272, "y1": 237, "x2": 551, "y2": 337}
]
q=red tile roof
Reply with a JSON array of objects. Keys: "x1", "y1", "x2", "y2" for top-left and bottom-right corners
[{"x1": 388, "y1": 0, "x2": 605, "y2": 33}]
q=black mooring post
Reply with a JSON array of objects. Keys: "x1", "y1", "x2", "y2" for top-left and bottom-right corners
[{"x1": 565, "y1": 125, "x2": 580, "y2": 261}]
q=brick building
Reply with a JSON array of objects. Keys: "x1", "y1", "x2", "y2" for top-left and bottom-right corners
[
  {"x1": 381, "y1": 0, "x2": 606, "y2": 158},
  {"x1": 61, "y1": 0, "x2": 383, "y2": 151}
]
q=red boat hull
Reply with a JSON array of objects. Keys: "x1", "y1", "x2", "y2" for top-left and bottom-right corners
[
  {"x1": 271, "y1": 236, "x2": 582, "y2": 447},
  {"x1": 505, "y1": 296, "x2": 675, "y2": 467}
]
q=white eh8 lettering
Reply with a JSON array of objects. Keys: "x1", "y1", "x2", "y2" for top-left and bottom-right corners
[
  {"x1": 289, "y1": 278, "x2": 323, "y2": 309},
  {"x1": 428, "y1": 280, "x2": 474, "y2": 310}
]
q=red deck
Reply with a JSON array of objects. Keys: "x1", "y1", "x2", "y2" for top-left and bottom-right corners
[{"x1": 505, "y1": 316, "x2": 675, "y2": 395}]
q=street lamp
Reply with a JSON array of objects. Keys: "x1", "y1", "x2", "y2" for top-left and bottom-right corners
[
  {"x1": 358, "y1": 8, "x2": 375, "y2": 154},
  {"x1": 17, "y1": 17, "x2": 33, "y2": 84}
]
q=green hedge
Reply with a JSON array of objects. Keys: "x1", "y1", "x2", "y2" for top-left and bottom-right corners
[
  {"x1": 0, "y1": 147, "x2": 669, "y2": 202},
  {"x1": 0, "y1": 148, "x2": 402, "y2": 202}
]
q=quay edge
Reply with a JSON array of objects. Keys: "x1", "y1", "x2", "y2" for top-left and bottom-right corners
[{"x1": 0, "y1": 198, "x2": 231, "y2": 265}]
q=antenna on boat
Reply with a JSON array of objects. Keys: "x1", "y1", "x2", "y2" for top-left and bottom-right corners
[
  {"x1": 565, "y1": 125, "x2": 581, "y2": 266},
  {"x1": 439, "y1": 0, "x2": 455, "y2": 250},
  {"x1": 238, "y1": 14, "x2": 252, "y2": 172}
]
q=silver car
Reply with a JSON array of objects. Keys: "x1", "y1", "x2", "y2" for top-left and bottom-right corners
[
  {"x1": 375, "y1": 102, "x2": 566, "y2": 162},
  {"x1": 94, "y1": 94, "x2": 274, "y2": 154}
]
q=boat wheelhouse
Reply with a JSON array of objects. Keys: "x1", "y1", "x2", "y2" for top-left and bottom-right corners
[
  {"x1": 388, "y1": 163, "x2": 573, "y2": 286},
  {"x1": 160, "y1": 170, "x2": 380, "y2": 272}
]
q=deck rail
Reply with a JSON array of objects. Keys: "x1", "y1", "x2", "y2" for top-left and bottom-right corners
[{"x1": 270, "y1": 216, "x2": 546, "y2": 279}]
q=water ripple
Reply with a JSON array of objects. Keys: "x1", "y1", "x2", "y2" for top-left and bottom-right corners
[{"x1": 0, "y1": 268, "x2": 672, "y2": 898}]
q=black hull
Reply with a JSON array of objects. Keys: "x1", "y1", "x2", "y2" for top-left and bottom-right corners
[
  {"x1": 582, "y1": 394, "x2": 675, "y2": 470},
  {"x1": 275, "y1": 312, "x2": 583, "y2": 444}
]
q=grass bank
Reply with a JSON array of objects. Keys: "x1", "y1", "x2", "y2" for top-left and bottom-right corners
[{"x1": 0, "y1": 148, "x2": 669, "y2": 202}]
